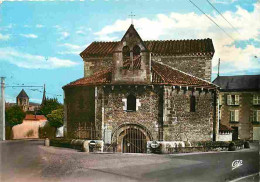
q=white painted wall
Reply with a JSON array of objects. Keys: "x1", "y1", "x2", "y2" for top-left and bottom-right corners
[{"x1": 12, "y1": 120, "x2": 47, "y2": 139}]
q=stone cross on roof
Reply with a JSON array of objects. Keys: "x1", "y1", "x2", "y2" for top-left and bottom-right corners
[{"x1": 129, "y1": 12, "x2": 135, "y2": 25}]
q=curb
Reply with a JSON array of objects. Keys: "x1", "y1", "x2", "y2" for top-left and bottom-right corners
[{"x1": 229, "y1": 172, "x2": 259, "y2": 182}]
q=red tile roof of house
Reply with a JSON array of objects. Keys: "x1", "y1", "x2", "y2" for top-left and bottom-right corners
[
  {"x1": 63, "y1": 61, "x2": 216, "y2": 89},
  {"x1": 219, "y1": 124, "x2": 234, "y2": 132},
  {"x1": 24, "y1": 114, "x2": 47, "y2": 121},
  {"x1": 80, "y1": 39, "x2": 214, "y2": 58}
]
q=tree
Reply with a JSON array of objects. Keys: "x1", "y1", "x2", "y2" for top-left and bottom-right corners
[
  {"x1": 5, "y1": 105, "x2": 26, "y2": 127},
  {"x1": 47, "y1": 108, "x2": 64, "y2": 129},
  {"x1": 39, "y1": 98, "x2": 62, "y2": 116}
]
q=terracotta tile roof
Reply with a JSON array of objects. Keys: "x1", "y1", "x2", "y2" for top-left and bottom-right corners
[
  {"x1": 64, "y1": 61, "x2": 216, "y2": 89},
  {"x1": 64, "y1": 68, "x2": 112, "y2": 87},
  {"x1": 80, "y1": 39, "x2": 214, "y2": 58},
  {"x1": 219, "y1": 124, "x2": 234, "y2": 132},
  {"x1": 24, "y1": 114, "x2": 47, "y2": 121},
  {"x1": 151, "y1": 61, "x2": 216, "y2": 88}
]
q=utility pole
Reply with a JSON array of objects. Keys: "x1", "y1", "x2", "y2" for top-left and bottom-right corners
[{"x1": 0, "y1": 77, "x2": 5, "y2": 141}]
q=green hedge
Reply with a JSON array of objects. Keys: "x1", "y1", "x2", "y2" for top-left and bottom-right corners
[{"x1": 50, "y1": 138, "x2": 73, "y2": 148}]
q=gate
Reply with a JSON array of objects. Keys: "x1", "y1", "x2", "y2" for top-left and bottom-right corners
[{"x1": 122, "y1": 127, "x2": 147, "y2": 153}]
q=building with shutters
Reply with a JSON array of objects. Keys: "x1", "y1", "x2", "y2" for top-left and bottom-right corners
[
  {"x1": 63, "y1": 24, "x2": 219, "y2": 153},
  {"x1": 213, "y1": 75, "x2": 260, "y2": 141}
]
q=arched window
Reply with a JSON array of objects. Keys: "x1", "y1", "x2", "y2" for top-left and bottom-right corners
[
  {"x1": 190, "y1": 95, "x2": 196, "y2": 112},
  {"x1": 133, "y1": 45, "x2": 141, "y2": 57},
  {"x1": 133, "y1": 45, "x2": 141, "y2": 69},
  {"x1": 122, "y1": 46, "x2": 130, "y2": 69},
  {"x1": 127, "y1": 94, "x2": 136, "y2": 111}
]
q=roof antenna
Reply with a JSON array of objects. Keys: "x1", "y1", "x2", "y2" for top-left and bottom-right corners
[{"x1": 217, "y1": 58, "x2": 220, "y2": 77}]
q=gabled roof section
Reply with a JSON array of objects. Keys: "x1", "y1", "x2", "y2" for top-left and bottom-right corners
[
  {"x1": 151, "y1": 61, "x2": 216, "y2": 88},
  {"x1": 120, "y1": 24, "x2": 148, "y2": 50},
  {"x1": 121, "y1": 24, "x2": 140, "y2": 41},
  {"x1": 80, "y1": 39, "x2": 214, "y2": 58},
  {"x1": 213, "y1": 75, "x2": 260, "y2": 91},
  {"x1": 17, "y1": 89, "x2": 29, "y2": 98},
  {"x1": 64, "y1": 61, "x2": 216, "y2": 89}
]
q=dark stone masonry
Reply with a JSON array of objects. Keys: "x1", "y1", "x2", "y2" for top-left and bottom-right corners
[{"x1": 63, "y1": 24, "x2": 218, "y2": 153}]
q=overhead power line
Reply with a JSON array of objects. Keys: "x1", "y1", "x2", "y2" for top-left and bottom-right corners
[
  {"x1": 206, "y1": 0, "x2": 240, "y2": 35},
  {"x1": 5, "y1": 86, "x2": 43, "y2": 88},
  {"x1": 188, "y1": 0, "x2": 235, "y2": 41}
]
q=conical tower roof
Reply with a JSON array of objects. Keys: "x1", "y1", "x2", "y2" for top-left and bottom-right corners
[{"x1": 17, "y1": 89, "x2": 29, "y2": 98}]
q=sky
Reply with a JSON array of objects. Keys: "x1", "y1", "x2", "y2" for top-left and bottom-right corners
[{"x1": 0, "y1": 0, "x2": 259, "y2": 104}]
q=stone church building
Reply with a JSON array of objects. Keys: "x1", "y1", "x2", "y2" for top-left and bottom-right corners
[{"x1": 63, "y1": 24, "x2": 218, "y2": 153}]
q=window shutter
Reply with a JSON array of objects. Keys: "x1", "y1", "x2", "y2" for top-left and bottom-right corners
[
  {"x1": 122, "y1": 98, "x2": 127, "y2": 111},
  {"x1": 253, "y1": 95, "x2": 256, "y2": 105},
  {"x1": 227, "y1": 95, "x2": 231, "y2": 105},
  {"x1": 257, "y1": 110, "x2": 260, "y2": 122},
  {"x1": 235, "y1": 95, "x2": 239, "y2": 105},
  {"x1": 253, "y1": 110, "x2": 256, "y2": 121},
  {"x1": 219, "y1": 95, "x2": 222, "y2": 105},
  {"x1": 235, "y1": 110, "x2": 239, "y2": 121},
  {"x1": 230, "y1": 111, "x2": 234, "y2": 121}
]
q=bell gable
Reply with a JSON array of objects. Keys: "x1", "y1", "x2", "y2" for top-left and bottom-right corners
[{"x1": 112, "y1": 25, "x2": 151, "y2": 84}]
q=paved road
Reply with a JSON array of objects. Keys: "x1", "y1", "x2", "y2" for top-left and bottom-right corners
[{"x1": 0, "y1": 140, "x2": 259, "y2": 182}]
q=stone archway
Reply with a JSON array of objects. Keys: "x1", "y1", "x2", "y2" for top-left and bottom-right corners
[{"x1": 112, "y1": 123, "x2": 152, "y2": 153}]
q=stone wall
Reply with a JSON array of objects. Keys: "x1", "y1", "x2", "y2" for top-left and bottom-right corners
[
  {"x1": 64, "y1": 86, "x2": 95, "y2": 139},
  {"x1": 64, "y1": 85, "x2": 216, "y2": 147},
  {"x1": 219, "y1": 91, "x2": 260, "y2": 140},
  {"x1": 99, "y1": 86, "x2": 160, "y2": 142},
  {"x1": 163, "y1": 86, "x2": 215, "y2": 141},
  {"x1": 83, "y1": 57, "x2": 113, "y2": 77},
  {"x1": 152, "y1": 55, "x2": 212, "y2": 82}
]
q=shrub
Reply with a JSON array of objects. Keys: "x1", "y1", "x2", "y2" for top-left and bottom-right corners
[
  {"x1": 228, "y1": 142, "x2": 236, "y2": 151},
  {"x1": 26, "y1": 129, "x2": 34, "y2": 137}
]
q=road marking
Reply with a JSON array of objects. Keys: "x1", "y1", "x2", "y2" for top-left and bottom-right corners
[{"x1": 229, "y1": 172, "x2": 259, "y2": 182}]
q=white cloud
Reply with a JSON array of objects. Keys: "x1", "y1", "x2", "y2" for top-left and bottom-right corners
[
  {"x1": 5, "y1": 94, "x2": 16, "y2": 103},
  {"x1": 59, "y1": 31, "x2": 70, "y2": 40},
  {"x1": 20, "y1": 34, "x2": 38, "y2": 39},
  {"x1": 58, "y1": 43, "x2": 88, "y2": 55},
  {"x1": 94, "y1": 2, "x2": 260, "y2": 74},
  {"x1": 36, "y1": 24, "x2": 44, "y2": 28},
  {"x1": 53, "y1": 25, "x2": 62, "y2": 30},
  {"x1": 30, "y1": 98, "x2": 42, "y2": 103},
  {"x1": 0, "y1": 47, "x2": 79, "y2": 69},
  {"x1": 0, "y1": 33, "x2": 10, "y2": 40},
  {"x1": 211, "y1": 0, "x2": 237, "y2": 4},
  {"x1": 76, "y1": 30, "x2": 86, "y2": 35}
]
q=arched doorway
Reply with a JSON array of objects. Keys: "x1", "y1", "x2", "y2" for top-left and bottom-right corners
[
  {"x1": 111, "y1": 123, "x2": 152, "y2": 153},
  {"x1": 122, "y1": 128, "x2": 146, "y2": 153}
]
